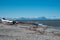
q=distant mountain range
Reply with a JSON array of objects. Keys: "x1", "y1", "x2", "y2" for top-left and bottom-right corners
[{"x1": 0, "y1": 17, "x2": 60, "y2": 20}]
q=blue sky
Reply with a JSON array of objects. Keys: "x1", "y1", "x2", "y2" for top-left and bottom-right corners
[{"x1": 0, "y1": 0, "x2": 60, "y2": 18}]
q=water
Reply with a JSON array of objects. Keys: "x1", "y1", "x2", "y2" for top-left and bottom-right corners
[
  {"x1": 38, "y1": 23, "x2": 60, "y2": 30},
  {"x1": 48, "y1": 26, "x2": 60, "y2": 30}
]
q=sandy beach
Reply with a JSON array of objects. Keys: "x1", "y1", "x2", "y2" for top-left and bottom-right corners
[{"x1": 0, "y1": 23, "x2": 60, "y2": 40}]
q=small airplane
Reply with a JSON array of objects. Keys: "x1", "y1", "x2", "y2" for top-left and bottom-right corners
[{"x1": 1, "y1": 18, "x2": 16, "y2": 25}]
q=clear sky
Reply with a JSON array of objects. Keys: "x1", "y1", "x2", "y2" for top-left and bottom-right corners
[{"x1": 0, "y1": 0, "x2": 60, "y2": 18}]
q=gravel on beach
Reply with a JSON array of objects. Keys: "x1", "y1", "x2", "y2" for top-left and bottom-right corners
[{"x1": 0, "y1": 24, "x2": 60, "y2": 40}]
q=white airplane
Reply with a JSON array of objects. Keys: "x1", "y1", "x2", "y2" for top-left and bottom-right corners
[{"x1": 1, "y1": 18, "x2": 14, "y2": 24}]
